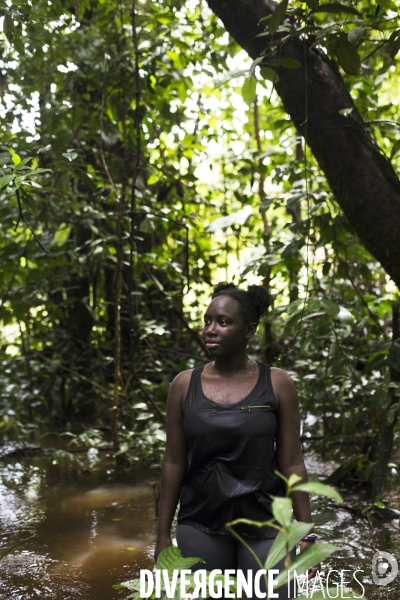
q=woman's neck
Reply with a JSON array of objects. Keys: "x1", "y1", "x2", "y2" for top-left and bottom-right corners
[{"x1": 212, "y1": 353, "x2": 254, "y2": 376}]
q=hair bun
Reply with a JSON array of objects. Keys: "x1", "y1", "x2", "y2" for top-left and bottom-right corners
[{"x1": 247, "y1": 285, "x2": 270, "y2": 318}]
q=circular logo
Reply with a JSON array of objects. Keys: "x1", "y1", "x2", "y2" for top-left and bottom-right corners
[{"x1": 372, "y1": 551, "x2": 398, "y2": 586}]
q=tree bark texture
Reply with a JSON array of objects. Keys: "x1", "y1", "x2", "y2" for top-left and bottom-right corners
[{"x1": 206, "y1": 0, "x2": 400, "y2": 288}]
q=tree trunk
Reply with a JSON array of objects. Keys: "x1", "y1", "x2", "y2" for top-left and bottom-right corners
[
  {"x1": 206, "y1": 0, "x2": 400, "y2": 288},
  {"x1": 371, "y1": 302, "x2": 400, "y2": 499}
]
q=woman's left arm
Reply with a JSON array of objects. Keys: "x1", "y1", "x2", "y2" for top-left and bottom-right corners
[{"x1": 271, "y1": 367, "x2": 318, "y2": 577}]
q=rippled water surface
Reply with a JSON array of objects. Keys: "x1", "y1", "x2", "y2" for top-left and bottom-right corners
[
  {"x1": 0, "y1": 455, "x2": 156, "y2": 599},
  {"x1": 305, "y1": 452, "x2": 400, "y2": 599},
  {"x1": 1, "y1": 449, "x2": 400, "y2": 599}
]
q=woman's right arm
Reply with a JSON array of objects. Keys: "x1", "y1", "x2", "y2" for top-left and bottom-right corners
[{"x1": 154, "y1": 370, "x2": 192, "y2": 562}]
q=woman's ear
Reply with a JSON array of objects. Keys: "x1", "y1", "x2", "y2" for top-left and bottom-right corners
[{"x1": 245, "y1": 323, "x2": 257, "y2": 340}]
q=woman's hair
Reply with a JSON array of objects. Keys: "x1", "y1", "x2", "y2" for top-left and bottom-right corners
[{"x1": 211, "y1": 282, "x2": 270, "y2": 325}]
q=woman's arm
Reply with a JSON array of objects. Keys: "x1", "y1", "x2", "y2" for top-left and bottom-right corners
[
  {"x1": 154, "y1": 370, "x2": 191, "y2": 562},
  {"x1": 271, "y1": 367, "x2": 318, "y2": 577}
]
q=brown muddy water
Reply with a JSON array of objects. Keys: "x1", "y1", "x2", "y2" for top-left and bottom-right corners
[
  {"x1": 0, "y1": 453, "x2": 157, "y2": 600},
  {"x1": 1, "y1": 449, "x2": 400, "y2": 599}
]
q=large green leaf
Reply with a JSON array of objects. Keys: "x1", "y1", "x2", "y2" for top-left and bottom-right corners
[
  {"x1": 293, "y1": 481, "x2": 343, "y2": 503},
  {"x1": 242, "y1": 78, "x2": 257, "y2": 106},
  {"x1": 275, "y1": 543, "x2": 339, "y2": 587},
  {"x1": 206, "y1": 206, "x2": 252, "y2": 232},
  {"x1": 260, "y1": 66, "x2": 279, "y2": 83},
  {"x1": 320, "y1": 299, "x2": 340, "y2": 318},
  {"x1": 113, "y1": 578, "x2": 141, "y2": 591},
  {"x1": 156, "y1": 546, "x2": 203, "y2": 575},
  {"x1": 306, "y1": 0, "x2": 320, "y2": 10},
  {"x1": 313, "y1": 2, "x2": 361, "y2": 15},
  {"x1": 390, "y1": 139, "x2": 400, "y2": 159},
  {"x1": 0, "y1": 174, "x2": 14, "y2": 189},
  {"x1": 272, "y1": 497, "x2": 293, "y2": 528},
  {"x1": 53, "y1": 224, "x2": 72, "y2": 246},
  {"x1": 268, "y1": 0, "x2": 288, "y2": 35},
  {"x1": 348, "y1": 26, "x2": 366, "y2": 47},
  {"x1": 335, "y1": 38, "x2": 361, "y2": 75},
  {"x1": 324, "y1": 454, "x2": 365, "y2": 484},
  {"x1": 265, "y1": 522, "x2": 313, "y2": 570}
]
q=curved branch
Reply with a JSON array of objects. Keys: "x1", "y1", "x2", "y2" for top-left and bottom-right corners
[{"x1": 206, "y1": 0, "x2": 400, "y2": 288}]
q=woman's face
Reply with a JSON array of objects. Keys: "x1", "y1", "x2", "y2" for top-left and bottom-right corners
[{"x1": 202, "y1": 295, "x2": 256, "y2": 358}]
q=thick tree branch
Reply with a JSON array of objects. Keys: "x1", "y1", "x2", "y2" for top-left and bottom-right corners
[{"x1": 206, "y1": 0, "x2": 400, "y2": 288}]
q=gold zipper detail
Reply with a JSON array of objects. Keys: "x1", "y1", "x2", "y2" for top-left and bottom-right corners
[{"x1": 241, "y1": 405, "x2": 271, "y2": 412}]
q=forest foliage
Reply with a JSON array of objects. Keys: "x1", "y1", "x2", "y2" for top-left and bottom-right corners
[{"x1": 0, "y1": 0, "x2": 400, "y2": 494}]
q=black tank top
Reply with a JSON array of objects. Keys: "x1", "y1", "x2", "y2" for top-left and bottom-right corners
[{"x1": 177, "y1": 362, "x2": 285, "y2": 538}]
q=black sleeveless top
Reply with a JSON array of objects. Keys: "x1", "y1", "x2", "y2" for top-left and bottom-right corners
[{"x1": 177, "y1": 362, "x2": 285, "y2": 538}]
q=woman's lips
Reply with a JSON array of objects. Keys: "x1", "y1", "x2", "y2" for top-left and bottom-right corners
[{"x1": 206, "y1": 341, "x2": 220, "y2": 347}]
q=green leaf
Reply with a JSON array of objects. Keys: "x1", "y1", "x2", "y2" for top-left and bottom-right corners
[
  {"x1": 306, "y1": 0, "x2": 320, "y2": 10},
  {"x1": 11, "y1": 153, "x2": 21, "y2": 165},
  {"x1": 313, "y1": 3, "x2": 361, "y2": 15},
  {"x1": 336, "y1": 305, "x2": 356, "y2": 323},
  {"x1": 320, "y1": 298, "x2": 340, "y2": 318},
  {"x1": 265, "y1": 522, "x2": 313, "y2": 570},
  {"x1": 54, "y1": 224, "x2": 72, "y2": 246},
  {"x1": 272, "y1": 497, "x2": 293, "y2": 528},
  {"x1": 139, "y1": 217, "x2": 157, "y2": 233},
  {"x1": 335, "y1": 38, "x2": 361, "y2": 75},
  {"x1": 287, "y1": 473, "x2": 303, "y2": 488},
  {"x1": 13, "y1": 157, "x2": 33, "y2": 171},
  {"x1": 156, "y1": 546, "x2": 204, "y2": 575},
  {"x1": 0, "y1": 151, "x2": 12, "y2": 165},
  {"x1": 283, "y1": 311, "x2": 304, "y2": 338},
  {"x1": 269, "y1": 57, "x2": 302, "y2": 69},
  {"x1": 269, "y1": 0, "x2": 288, "y2": 36},
  {"x1": 0, "y1": 174, "x2": 14, "y2": 189},
  {"x1": 148, "y1": 174, "x2": 159, "y2": 185},
  {"x1": 322, "y1": 260, "x2": 331, "y2": 275},
  {"x1": 293, "y1": 481, "x2": 343, "y2": 503},
  {"x1": 315, "y1": 23, "x2": 340, "y2": 41},
  {"x1": 62, "y1": 152, "x2": 78, "y2": 162},
  {"x1": 242, "y1": 78, "x2": 257, "y2": 106},
  {"x1": 113, "y1": 579, "x2": 141, "y2": 591},
  {"x1": 324, "y1": 454, "x2": 364, "y2": 484},
  {"x1": 206, "y1": 205, "x2": 252, "y2": 231},
  {"x1": 3, "y1": 13, "x2": 14, "y2": 43},
  {"x1": 348, "y1": 26, "x2": 366, "y2": 47},
  {"x1": 275, "y1": 543, "x2": 339, "y2": 587},
  {"x1": 286, "y1": 299, "x2": 305, "y2": 316},
  {"x1": 260, "y1": 67, "x2": 279, "y2": 83},
  {"x1": 390, "y1": 139, "x2": 400, "y2": 159}
]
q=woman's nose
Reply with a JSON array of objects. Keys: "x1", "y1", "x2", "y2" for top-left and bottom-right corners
[{"x1": 206, "y1": 321, "x2": 217, "y2": 334}]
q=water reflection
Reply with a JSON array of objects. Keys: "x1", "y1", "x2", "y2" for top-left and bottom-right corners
[
  {"x1": 1, "y1": 452, "x2": 400, "y2": 599},
  {"x1": 305, "y1": 451, "x2": 400, "y2": 599},
  {"x1": 0, "y1": 459, "x2": 156, "y2": 599}
]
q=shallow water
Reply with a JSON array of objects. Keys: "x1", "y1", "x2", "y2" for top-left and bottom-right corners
[
  {"x1": 305, "y1": 451, "x2": 400, "y2": 599},
  {"x1": 1, "y1": 450, "x2": 400, "y2": 599},
  {"x1": 0, "y1": 456, "x2": 157, "y2": 599}
]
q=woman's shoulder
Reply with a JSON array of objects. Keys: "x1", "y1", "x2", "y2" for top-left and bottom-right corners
[
  {"x1": 169, "y1": 368, "x2": 197, "y2": 401},
  {"x1": 270, "y1": 367, "x2": 297, "y2": 396},
  {"x1": 270, "y1": 366, "x2": 295, "y2": 383},
  {"x1": 172, "y1": 368, "x2": 195, "y2": 387}
]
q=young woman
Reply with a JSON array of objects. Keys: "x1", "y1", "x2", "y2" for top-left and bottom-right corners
[{"x1": 155, "y1": 283, "x2": 316, "y2": 599}]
